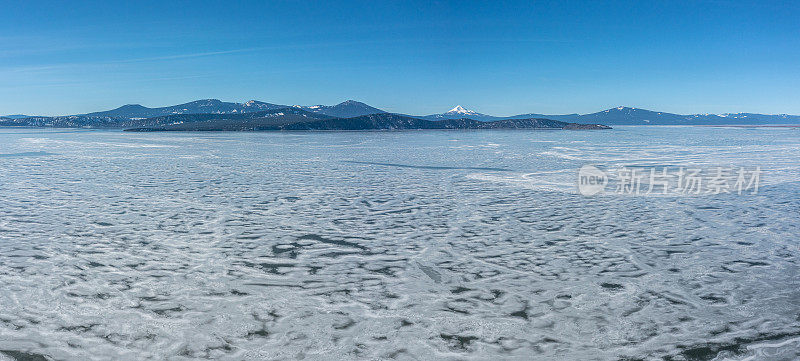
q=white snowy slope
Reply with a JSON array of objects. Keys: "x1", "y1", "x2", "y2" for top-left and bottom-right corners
[{"x1": 421, "y1": 105, "x2": 499, "y2": 121}]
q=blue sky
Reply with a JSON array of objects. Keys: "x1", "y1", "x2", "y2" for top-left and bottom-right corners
[{"x1": 1, "y1": 0, "x2": 799, "y2": 116}]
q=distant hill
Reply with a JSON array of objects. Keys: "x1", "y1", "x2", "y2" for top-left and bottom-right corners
[
  {"x1": 300, "y1": 100, "x2": 387, "y2": 118},
  {"x1": 125, "y1": 112, "x2": 610, "y2": 131}
]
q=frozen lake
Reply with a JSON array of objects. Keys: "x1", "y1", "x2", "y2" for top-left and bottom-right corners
[{"x1": 1, "y1": 126, "x2": 799, "y2": 360}]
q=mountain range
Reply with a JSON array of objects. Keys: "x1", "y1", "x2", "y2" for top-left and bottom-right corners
[
  {"x1": 78, "y1": 99, "x2": 386, "y2": 119},
  {"x1": 418, "y1": 105, "x2": 800, "y2": 125},
  {"x1": 123, "y1": 110, "x2": 609, "y2": 132},
  {"x1": 498, "y1": 106, "x2": 800, "y2": 125},
  {"x1": 84, "y1": 99, "x2": 285, "y2": 119},
  {"x1": 2, "y1": 100, "x2": 799, "y2": 128}
]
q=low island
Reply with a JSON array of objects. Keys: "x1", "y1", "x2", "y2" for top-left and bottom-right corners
[{"x1": 123, "y1": 108, "x2": 611, "y2": 132}]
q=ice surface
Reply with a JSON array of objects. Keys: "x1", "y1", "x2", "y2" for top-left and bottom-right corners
[{"x1": 0, "y1": 126, "x2": 799, "y2": 360}]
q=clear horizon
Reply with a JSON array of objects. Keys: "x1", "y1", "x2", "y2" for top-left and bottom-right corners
[{"x1": 2, "y1": 0, "x2": 799, "y2": 116}]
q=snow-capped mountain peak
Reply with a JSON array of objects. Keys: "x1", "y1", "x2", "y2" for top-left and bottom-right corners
[
  {"x1": 421, "y1": 105, "x2": 497, "y2": 121},
  {"x1": 446, "y1": 105, "x2": 477, "y2": 115}
]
